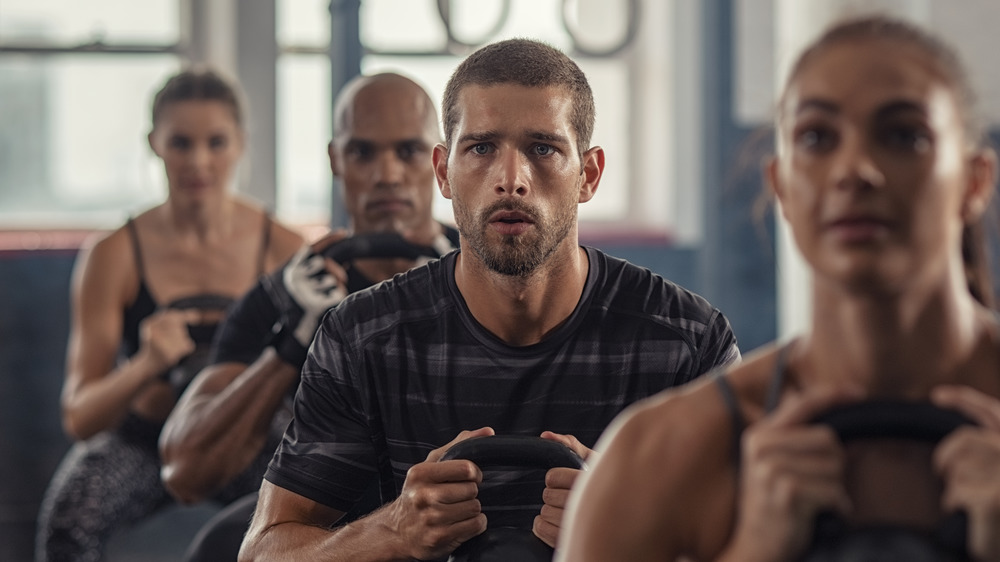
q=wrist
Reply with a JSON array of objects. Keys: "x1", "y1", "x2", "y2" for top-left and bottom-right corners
[
  {"x1": 272, "y1": 325, "x2": 308, "y2": 369},
  {"x1": 132, "y1": 348, "x2": 172, "y2": 380}
]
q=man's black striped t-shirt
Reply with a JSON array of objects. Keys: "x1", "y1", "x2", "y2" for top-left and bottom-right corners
[{"x1": 265, "y1": 246, "x2": 740, "y2": 529}]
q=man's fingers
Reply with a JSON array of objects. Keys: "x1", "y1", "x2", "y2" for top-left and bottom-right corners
[
  {"x1": 540, "y1": 431, "x2": 592, "y2": 461},
  {"x1": 533, "y1": 514, "x2": 560, "y2": 548},
  {"x1": 542, "y1": 486, "x2": 571, "y2": 509},
  {"x1": 425, "y1": 427, "x2": 496, "y2": 463},
  {"x1": 545, "y1": 467, "x2": 580, "y2": 492}
]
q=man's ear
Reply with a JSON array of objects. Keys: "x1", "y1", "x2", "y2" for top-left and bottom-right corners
[
  {"x1": 433, "y1": 144, "x2": 452, "y2": 199},
  {"x1": 328, "y1": 141, "x2": 343, "y2": 179},
  {"x1": 578, "y1": 146, "x2": 605, "y2": 204},
  {"x1": 963, "y1": 147, "x2": 997, "y2": 223},
  {"x1": 147, "y1": 131, "x2": 159, "y2": 157}
]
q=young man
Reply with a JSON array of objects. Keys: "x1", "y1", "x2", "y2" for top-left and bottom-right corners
[
  {"x1": 157, "y1": 72, "x2": 459, "y2": 560},
  {"x1": 240, "y1": 39, "x2": 741, "y2": 562}
]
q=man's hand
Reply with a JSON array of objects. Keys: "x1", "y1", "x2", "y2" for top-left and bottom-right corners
[
  {"x1": 933, "y1": 385, "x2": 1000, "y2": 561},
  {"x1": 262, "y1": 231, "x2": 350, "y2": 367},
  {"x1": 533, "y1": 431, "x2": 593, "y2": 548},
  {"x1": 384, "y1": 427, "x2": 495, "y2": 560}
]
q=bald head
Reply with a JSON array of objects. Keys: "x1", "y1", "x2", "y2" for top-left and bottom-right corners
[
  {"x1": 333, "y1": 73, "x2": 441, "y2": 143},
  {"x1": 327, "y1": 72, "x2": 441, "y2": 238}
]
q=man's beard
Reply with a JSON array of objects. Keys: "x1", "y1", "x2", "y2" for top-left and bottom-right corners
[{"x1": 455, "y1": 198, "x2": 576, "y2": 277}]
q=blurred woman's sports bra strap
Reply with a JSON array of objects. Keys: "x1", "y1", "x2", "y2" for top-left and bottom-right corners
[
  {"x1": 257, "y1": 211, "x2": 272, "y2": 276},
  {"x1": 711, "y1": 341, "x2": 795, "y2": 466},
  {"x1": 122, "y1": 217, "x2": 157, "y2": 358}
]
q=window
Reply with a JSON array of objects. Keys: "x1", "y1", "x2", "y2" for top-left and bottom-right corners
[
  {"x1": 277, "y1": 0, "x2": 675, "y2": 236},
  {"x1": 0, "y1": 0, "x2": 181, "y2": 228}
]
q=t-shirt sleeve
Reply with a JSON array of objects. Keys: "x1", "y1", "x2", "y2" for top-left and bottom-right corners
[
  {"x1": 263, "y1": 311, "x2": 378, "y2": 512},
  {"x1": 209, "y1": 280, "x2": 280, "y2": 366},
  {"x1": 695, "y1": 308, "x2": 741, "y2": 374}
]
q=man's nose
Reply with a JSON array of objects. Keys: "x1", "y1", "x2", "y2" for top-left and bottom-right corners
[
  {"x1": 494, "y1": 149, "x2": 529, "y2": 196},
  {"x1": 374, "y1": 150, "x2": 405, "y2": 185}
]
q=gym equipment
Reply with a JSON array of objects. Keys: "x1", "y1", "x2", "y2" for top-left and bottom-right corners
[
  {"x1": 320, "y1": 232, "x2": 444, "y2": 263},
  {"x1": 801, "y1": 401, "x2": 975, "y2": 562},
  {"x1": 163, "y1": 294, "x2": 235, "y2": 393},
  {"x1": 266, "y1": 232, "x2": 448, "y2": 366},
  {"x1": 440, "y1": 436, "x2": 586, "y2": 562}
]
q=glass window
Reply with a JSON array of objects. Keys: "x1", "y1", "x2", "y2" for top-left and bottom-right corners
[
  {"x1": 0, "y1": 55, "x2": 179, "y2": 228},
  {"x1": 0, "y1": 0, "x2": 179, "y2": 45},
  {"x1": 0, "y1": 1, "x2": 180, "y2": 228},
  {"x1": 276, "y1": 54, "x2": 332, "y2": 225}
]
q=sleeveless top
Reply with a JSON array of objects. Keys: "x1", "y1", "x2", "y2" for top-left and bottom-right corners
[
  {"x1": 712, "y1": 342, "x2": 794, "y2": 465},
  {"x1": 120, "y1": 214, "x2": 272, "y2": 396}
]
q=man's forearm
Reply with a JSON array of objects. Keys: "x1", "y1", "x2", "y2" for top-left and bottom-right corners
[
  {"x1": 160, "y1": 349, "x2": 300, "y2": 502},
  {"x1": 240, "y1": 503, "x2": 412, "y2": 562}
]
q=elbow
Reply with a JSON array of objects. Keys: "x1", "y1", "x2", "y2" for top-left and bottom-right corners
[
  {"x1": 161, "y1": 460, "x2": 217, "y2": 505},
  {"x1": 61, "y1": 407, "x2": 98, "y2": 442}
]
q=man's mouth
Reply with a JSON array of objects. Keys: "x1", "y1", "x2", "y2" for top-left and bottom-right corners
[{"x1": 489, "y1": 210, "x2": 535, "y2": 235}]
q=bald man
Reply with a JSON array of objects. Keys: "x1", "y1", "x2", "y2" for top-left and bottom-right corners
[{"x1": 157, "y1": 73, "x2": 459, "y2": 561}]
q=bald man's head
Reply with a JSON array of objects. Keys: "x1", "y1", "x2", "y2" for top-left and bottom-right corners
[
  {"x1": 333, "y1": 73, "x2": 441, "y2": 144},
  {"x1": 327, "y1": 72, "x2": 442, "y2": 238}
]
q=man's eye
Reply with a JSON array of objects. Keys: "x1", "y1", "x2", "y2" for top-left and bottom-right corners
[
  {"x1": 210, "y1": 136, "x2": 229, "y2": 150},
  {"x1": 350, "y1": 146, "x2": 374, "y2": 159},
  {"x1": 532, "y1": 144, "x2": 555, "y2": 156},
  {"x1": 169, "y1": 137, "x2": 191, "y2": 150},
  {"x1": 397, "y1": 144, "x2": 417, "y2": 160},
  {"x1": 471, "y1": 143, "x2": 491, "y2": 155},
  {"x1": 883, "y1": 127, "x2": 931, "y2": 152}
]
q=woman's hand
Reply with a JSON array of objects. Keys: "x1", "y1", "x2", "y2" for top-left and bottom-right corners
[
  {"x1": 726, "y1": 387, "x2": 861, "y2": 562},
  {"x1": 139, "y1": 309, "x2": 197, "y2": 374},
  {"x1": 933, "y1": 385, "x2": 1000, "y2": 561}
]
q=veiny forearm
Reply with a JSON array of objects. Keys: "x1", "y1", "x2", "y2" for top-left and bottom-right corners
[
  {"x1": 62, "y1": 349, "x2": 165, "y2": 440},
  {"x1": 161, "y1": 348, "x2": 300, "y2": 502},
  {"x1": 240, "y1": 505, "x2": 411, "y2": 562}
]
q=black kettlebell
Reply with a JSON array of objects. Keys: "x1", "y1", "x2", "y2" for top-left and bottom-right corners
[
  {"x1": 321, "y1": 231, "x2": 445, "y2": 263},
  {"x1": 801, "y1": 401, "x2": 975, "y2": 562},
  {"x1": 162, "y1": 294, "x2": 235, "y2": 394},
  {"x1": 439, "y1": 435, "x2": 586, "y2": 562}
]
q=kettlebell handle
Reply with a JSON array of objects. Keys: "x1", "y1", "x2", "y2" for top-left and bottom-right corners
[{"x1": 439, "y1": 435, "x2": 586, "y2": 470}]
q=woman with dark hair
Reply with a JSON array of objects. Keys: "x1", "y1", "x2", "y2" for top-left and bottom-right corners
[
  {"x1": 36, "y1": 68, "x2": 303, "y2": 562},
  {"x1": 559, "y1": 16, "x2": 1000, "y2": 562}
]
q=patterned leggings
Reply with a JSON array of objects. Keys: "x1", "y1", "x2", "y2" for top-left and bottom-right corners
[
  {"x1": 35, "y1": 414, "x2": 170, "y2": 562},
  {"x1": 34, "y1": 414, "x2": 270, "y2": 562}
]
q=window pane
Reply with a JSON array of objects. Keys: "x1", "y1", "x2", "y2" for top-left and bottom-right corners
[
  {"x1": 276, "y1": 54, "x2": 332, "y2": 225},
  {"x1": 277, "y1": 0, "x2": 330, "y2": 47},
  {"x1": 360, "y1": 0, "x2": 446, "y2": 52},
  {"x1": 0, "y1": 0, "x2": 179, "y2": 44},
  {"x1": 0, "y1": 55, "x2": 179, "y2": 227}
]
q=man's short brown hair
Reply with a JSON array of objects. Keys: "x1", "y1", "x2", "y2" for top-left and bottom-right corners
[{"x1": 441, "y1": 38, "x2": 596, "y2": 156}]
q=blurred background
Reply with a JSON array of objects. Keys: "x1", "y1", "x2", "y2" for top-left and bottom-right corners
[{"x1": 2, "y1": 0, "x2": 1000, "y2": 559}]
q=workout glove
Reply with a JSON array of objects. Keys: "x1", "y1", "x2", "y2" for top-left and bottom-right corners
[{"x1": 264, "y1": 245, "x2": 347, "y2": 368}]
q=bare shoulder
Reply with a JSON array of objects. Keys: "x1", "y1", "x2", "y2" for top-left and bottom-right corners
[
  {"x1": 596, "y1": 375, "x2": 735, "y2": 482},
  {"x1": 562, "y1": 346, "x2": 784, "y2": 560},
  {"x1": 73, "y1": 223, "x2": 139, "y2": 296},
  {"x1": 592, "y1": 345, "x2": 784, "y2": 510}
]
